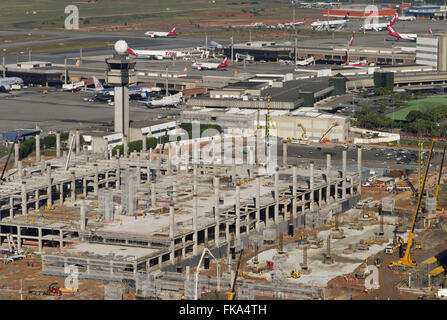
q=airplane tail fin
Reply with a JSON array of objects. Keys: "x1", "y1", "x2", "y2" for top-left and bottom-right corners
[
  {"x1": 218, "y1": 57, "x2": 228, "y2": 68},
  {"x1": 344, "y1": 12, "x2": 350, "y2": 20},
  {"x1": 147, "y1": 94, "x2": 152, "y2": 102},
  {"x1": 93, "y1": 76, "x2": 104, "y2": 91},
  {"x1": 127, "y1": 48, "x2": 137, "y2": 56},
  {"x1": 168, "y1": 27, "x2": 176, "y2": 36},
  {"x1": 75, "y1": 58, "x2": 80, "y2": 67}
]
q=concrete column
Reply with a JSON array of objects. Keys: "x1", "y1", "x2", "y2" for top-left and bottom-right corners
[
  {"x1": 342, "y1": 149, "x2": 347, "y2": 199},
  {"x1": 172, "y1": 176, "x2": 177, "y2": 204},
  {"x1": 35, "y1": 133, "x2": 41, "y2": 162},
  {"x1": 38, "y1": 228, "x2": 42, "y2": 252},
  {"x1": 83, "y1": 177, "x2": 87, "y2": 198},
  {"x1": 193, "y1": 195, "x2": 198, "y2": 255},
  {"x1": 292, "y1": 165, "x2": 297, "y2": 221},
  {"x1": 151, "y1": 181, "x2": 156, "y2": 209},
  {"x1": 123, "y1": 136, "x2": 128, "y2": 158},
  {"x1": 70, "y1": 171, "x2": 76, "y2": 202},
  {"x1": 236, "y1": 185, "x2": 241, "y2": 241},
  {"x1": 274, "y1": 168, "x2": 279, "y2": 223},
  {"x1": 169, "y1": 205, "x2": 175, "y2": 264},
  {"x1": 21, "y1": 182, "x2": 27, "y2": 215},
  {"x1": 136, "y1": 161, "x2": 141, "y2": 185},
  {"x1": 193, "y1": 163, "x2": 197, "y2": 194},
  {"x1": 35, "y1": 189, "x2": 39, "y2": 208},
  {"x1": 214, "y1": 177, "x2": 220, "y2": 245},
  {"x1": 157, "y1": 150, "x2": 161, "y2": 175},
  {"x1": 93, "y1": 164, "x2": 99, "y2": 195},
  {"x1": 18, "y1": 161, "x2": 22, "y2": 180},
  {"x1": 357, "y1": 147, "x2": 362, "y2": 195},
  {"x1": 225, "y1": 222, "x2": 230, "y2": 243},
  {"x1": 56, "y1": 131, "x2": 61, "y2": 158},
  {"x1": 231, "y1": 158, "x2": 236, "y2": 182},
  {"x1": 326, "y1": 153, "x2": 331, "y2": 203},
  {"x1": 47, "y1": 164, "x2": 52, "y2": 206},
  {"x1": 59, "y1": 230, "x2": 64, "y2": 248},
  {"x1": 80, "y1": 197, "x2": 86, "y2": 231},
  {"x1": 17, "y1": 226, "x2": 21, "y2": 251},
  {"x1": 9, "y1": 197, "x2": 14, "y2": 219},
  {"x1": 167, "y1": 144, "x2": 171, "y2": 175},
  {"x1": 75, "y1": 129, "x2": 80, "y2": 154},
  {"x1": 256, "y1": 177, "x2": 261, "y2": 231},
  {"x1": 59, "y1": 183, "x2": 64, "y2": 205},
  {"x1": 115, "y1": 157, "x2": 120, "y2": 190},
  {"x1": 310, "y1": 161, "x2": 314, "y2": 211},
  {"x1": 282, "y1": 140, "x2": 287, "y2": 167},
  {"x1": 14, "y1": 141, "x2": 19, "y2": 168},
  {"x1": 149, "y1": 148, "x2": 153, "y2": 168},
  {"x1": 142, "y1": 133, "x2": 148, "y2": 152}
]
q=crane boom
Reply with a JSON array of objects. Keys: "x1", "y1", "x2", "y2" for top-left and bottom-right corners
[
  {"x1": 390, "y1": 139, "x2": 435, "y2": 269},
  {"x1": 435, "y1": 145, "x2": 446, "y2": 205},
  {"x1": 228, "y1": 249, "x2": 243, "y2": 300}
]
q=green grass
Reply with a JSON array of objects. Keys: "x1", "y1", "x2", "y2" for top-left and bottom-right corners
[
  {"x1": 6, "y1": 39, "x2": 113, "y2": 54},
  {"x1": 0, "y1": 0, "x2": 321, "y2": 31},
  {"x1": 385, "y1": 97, "x2": 447, "y2": 121}
]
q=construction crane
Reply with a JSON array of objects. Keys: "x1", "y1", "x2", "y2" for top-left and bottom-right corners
[
  {"x1": 0, "y1": 133, "x2": 19, "y2": 182},
  {"x1": 228, "y1": 249, "x2": 243, "y2": 300},
  {"x1": 403, "y1": 177, "x2": 417, "y2": 197},
  {"x1": 319, "y1": 121, "x2": 339, "y2": 143},
  {"x1": 435, "y1": 145, "x2": 446, "y2": 210},
  {"x1": 297, "y1": 123, "x2": 307, "y2": 140},
  {"x1": 388, "y1": 138, "x2": 436, "y2": 271}
]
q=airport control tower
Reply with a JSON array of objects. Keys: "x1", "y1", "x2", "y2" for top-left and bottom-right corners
[{"x1": 106, "y1": 40, "x2": 137, "y2": 136}]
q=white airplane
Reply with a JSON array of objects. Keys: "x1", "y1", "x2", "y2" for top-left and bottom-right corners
[
  {"x1": 387, "y1": 25, "x2": 417, "y2": 41},
  {"x1": 310, "y1": 13, "x2": 349, "y2": 31},
  {"x1": 360, "y1": 15, "x2": 396, "y2": 32},
  {"x1": 192, "y1": 57, "x2": 228, "y2": 70},
  {"x1": 138, "y1": 92, "x2": 182, "y2": 108},
  {"x1": 0, "y1": 77, "x2": 24, "y2": 92},
  {"x1": 343, "y1": 60, "x2": 368, "y2": 67},
  {"x1": 87, "y1": 76, "x2": 151, "y2": 97},
  {"x1": 62, "y1": 81, "x2": 85, "y2": 91},
  {"x1": 284, "y1": 20, "x2": 305, "y2": 27},
  {"x1": 396, "y1": 14, "x2": 416, "y2": 21},
  {"x1": 127, "y1": 47, "x2": 186, "y2": 60},
  {"x1": 144, "y1": 27, "x2": 177, "y2": 38},
  {"x1": 296, "y1": 56, "x2": 315, "y2": 66},
  {"x1": 209, "y1": 40, "x2": 223, "y2": 49}
]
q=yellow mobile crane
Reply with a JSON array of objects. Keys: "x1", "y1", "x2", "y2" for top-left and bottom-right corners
[
  {"x1": 435, "y1": 145, "x2": 446, "y2": 213},
  {"x1": 388, "y1": 139, "x2": 436, "y2": 271},
  {"x1": 297, "y1": 123, "x2": 308, "y2": 140}
]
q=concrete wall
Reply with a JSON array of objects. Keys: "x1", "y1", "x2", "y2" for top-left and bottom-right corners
[{"x1": 264, "y1": 115, "x2": 349, "y2": 142}]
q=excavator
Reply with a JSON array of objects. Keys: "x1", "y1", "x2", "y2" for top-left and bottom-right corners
[{"x1": 388, "y1": 139, "x2": 436, "y2": 271}]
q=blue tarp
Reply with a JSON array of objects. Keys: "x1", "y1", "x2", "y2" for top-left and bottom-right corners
[{"x1": 1, "y1": 129, "x2": 40, "y2": 141}]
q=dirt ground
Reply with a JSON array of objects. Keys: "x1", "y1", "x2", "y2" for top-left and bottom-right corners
[{"x1": 0, "y1": 255, "x2": 134, "y2": 300}]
